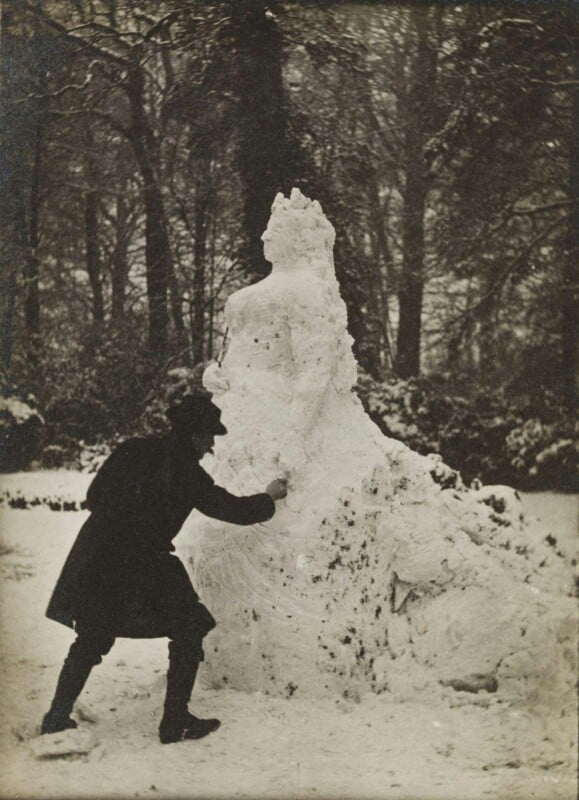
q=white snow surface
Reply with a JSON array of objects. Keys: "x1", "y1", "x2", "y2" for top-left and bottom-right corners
[
  {"x1": 0, "y1": 488, "x2": 576, "y2": 798},
  {"x1": 174, "y1": 190, "x2": 577, "y2": 710}
]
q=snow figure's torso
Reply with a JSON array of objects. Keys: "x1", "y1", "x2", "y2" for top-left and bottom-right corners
[
  {"x1": 178, "y1": 189, "x2": 576, "y2": 708},
  {"x1": 216, "y1": 272, "x2": 388, "y2": 489}
]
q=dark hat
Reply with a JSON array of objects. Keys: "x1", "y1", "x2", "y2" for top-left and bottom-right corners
[{"x1": 166, "y1": 394, "x2": 227, "y2": 435}]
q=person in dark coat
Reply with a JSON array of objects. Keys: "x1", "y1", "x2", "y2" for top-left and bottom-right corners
[{"x1": 41, "y1": 393, "x2": 287, "y2": 743}]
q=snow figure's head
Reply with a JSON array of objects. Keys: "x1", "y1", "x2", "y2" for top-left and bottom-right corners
[{"x1": 261, "y1": 188, "x2": 336, "y2": 274}]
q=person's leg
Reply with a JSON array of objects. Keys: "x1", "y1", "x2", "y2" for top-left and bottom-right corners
[
  {"x1": 41, "y1": 628, "x2": 115, "y2": 734},
  {"x1": 159, "y1": 624, "x2": 220, "y2": 743}
]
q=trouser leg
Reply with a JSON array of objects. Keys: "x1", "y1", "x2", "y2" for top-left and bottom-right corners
[
  {"x1": 47, "y1": 629, "x2": 115, "y2": 719},
  {"x1": 162, "y1": 629, "x2": 204, "y2": 725}
]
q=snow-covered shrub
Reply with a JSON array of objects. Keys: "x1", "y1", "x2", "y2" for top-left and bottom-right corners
[
  {"x1": 356, "y1": 372, "x2": 576, "y2": 490},
  {"x1": 41, "y1": 327, "x2": 158, "y2": 448},
  {"x1": 507, "y1": 419, "x2": 578, "y2": 490},
  {"x1": 436, "y1": 393, "x2": 520, "y2": 486},
  {"x1": 356, "y1": 372, "x2": 519, "y2": 485},
  {"x1": 356, "y1": 372, "x2": 439, "y2": 455},
  {"x1": 0, "y1": 394, "x2": 45, "y2": 471},
  {"x1": 76, "y1": 440, "x2": 114, "y2": 473},
  {"x1": 41, "y1": 444, "x2": 69, "y2": 469}
]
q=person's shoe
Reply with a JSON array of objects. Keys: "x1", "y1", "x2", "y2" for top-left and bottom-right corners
[
  {"x1": 41, "y1": 712, "x2": 78, "y2": 735},
  {"x1": 159, "y1": 712, "x2": 221, "y2": 744}
]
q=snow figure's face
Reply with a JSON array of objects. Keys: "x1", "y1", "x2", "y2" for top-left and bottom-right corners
[{"x1": 261, "y1": 190, "x2": 336, "y2": 273}]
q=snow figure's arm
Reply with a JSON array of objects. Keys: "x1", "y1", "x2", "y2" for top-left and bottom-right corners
[
  {"x1": 279, "y1": 297, "x2": 337, "y2": 472},
  {"x1": 193, "y1": 464, "x2": 275, "y2": 525},
  {"x1": 202, "y1": 361, "x2": 230, "y2": 395},
  {"x1": 203, "y1": 308, "x2": 234, "y2": 395}
]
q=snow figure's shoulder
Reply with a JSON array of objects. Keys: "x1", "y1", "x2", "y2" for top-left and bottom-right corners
[
  {"x1": 225, "y1": 281, "x2": 261, "y2": 310},
  {"x1": 225, "y1": 279, "x2": 275, "y2": 331},
  {"x1": 276, "y1": 274, "x2": 332, "y2": 315}
]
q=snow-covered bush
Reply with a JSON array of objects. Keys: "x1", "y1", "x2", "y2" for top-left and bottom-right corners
[
  {"x1": 41, "y1": 444, "x2": 69, "y2": 469},
  {"x1": 0, "y1": 394, "x2": 45, "y2": 471},
  {"x1": 356, "y1": 372, "x2": 577, "y2": 490},
  {"x1": 76, "y1": 440, "x2": 114, "y2": 473},
  {"x1": 356, "y1": 371, "x2": 518, "y2": 484},
  {"x1": 507, "y1": 419, "x2": 578, "y2": 490},
  {"x1": 356, "y1": 372, "x2": 439, "y2": 455}
]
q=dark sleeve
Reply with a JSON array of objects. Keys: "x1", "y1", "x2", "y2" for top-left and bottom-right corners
[
  {"x1": 193, "y1": 465, "x2": 276, "y2": 526},
  {"x1": 85, "y1": 441, "x2": 136, "y2": 512}
]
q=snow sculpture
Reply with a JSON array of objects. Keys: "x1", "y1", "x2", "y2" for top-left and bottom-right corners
[{"x1": 179, "y1": 189, "x2": 576, "y2": 707}]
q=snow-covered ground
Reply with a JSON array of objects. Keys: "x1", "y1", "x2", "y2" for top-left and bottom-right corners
[{"x1": 0, "y1": 472, "x2": 576, "y2": 800}]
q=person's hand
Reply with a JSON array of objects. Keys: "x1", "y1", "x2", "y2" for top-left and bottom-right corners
[{"x1": 266, "y1": 478, "x2": 288, "y2": 501}]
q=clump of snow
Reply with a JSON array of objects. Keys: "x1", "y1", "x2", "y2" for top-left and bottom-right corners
[
  {"x1": 0, "y1": 395, "x2": 44, "y2": 425},
  {"x1": 77, "y1": 441, "x2": 111, "y2": 474},
  {"x1": 179, "y1": 189, "x2": 577, "y2": 710},
  {"x1": 425, "y1": 452, "x2": 463, "y2": 489}
]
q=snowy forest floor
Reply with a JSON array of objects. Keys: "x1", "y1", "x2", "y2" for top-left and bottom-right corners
[{"x1": 0, "y1": 472, "x2": 577, "y2": 800}]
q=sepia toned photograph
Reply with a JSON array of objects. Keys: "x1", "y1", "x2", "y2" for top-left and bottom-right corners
[{"x1": 0, "y1": 1, "x2": 577, "y2": 798}]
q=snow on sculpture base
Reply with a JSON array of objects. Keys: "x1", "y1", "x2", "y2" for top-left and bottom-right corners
[{"x1": 179, "y1": 189, "x2": 576, "y2": 709}]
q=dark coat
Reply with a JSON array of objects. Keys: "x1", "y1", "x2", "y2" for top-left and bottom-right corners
[{"x1": 46, "y1": 434, "x2": 275, "y2": 638}]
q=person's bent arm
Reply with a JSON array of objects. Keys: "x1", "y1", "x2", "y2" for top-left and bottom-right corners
[{"x1": 193, "y1": 465, "x2": 286, "y2": 526}]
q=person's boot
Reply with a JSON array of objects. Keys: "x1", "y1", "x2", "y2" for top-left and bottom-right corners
[
  {"x1": 41, "y1": 636, "x2": 109, "y2": 735},
  {"x1": 159, "y1": 712, "x2": 221, "y2": 744},
  {"x1": 41, "y1": 655, "x2": 92, "y2": 734},
  {"x1": 159, "y1": 639, "x2": 220, "y2": 744},
  {"x1": 41, "y1": 712, "x2": 78, "y2": 735}
]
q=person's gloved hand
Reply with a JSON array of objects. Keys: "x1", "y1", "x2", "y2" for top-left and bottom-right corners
[{"x1": 266, "y1": 478, "x2": 288, "y2": 501}]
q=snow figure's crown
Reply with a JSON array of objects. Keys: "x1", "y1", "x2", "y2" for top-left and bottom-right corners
[{"x1": 262, "y1": 188, "x2": 336, "y2": 272}]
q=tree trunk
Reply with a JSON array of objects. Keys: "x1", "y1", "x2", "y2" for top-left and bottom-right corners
[
  {"x1": 169, "y1": 270, "x2": 188, "y2": 358},
  {"x1": 395, "y1": 9, "x2": 433, "y2": 379},
  {"x1": 111, "y1": 191, "x2": 129, "y2": 322},
  {"x1": 396, "y1": 171, "x2": 425, "y2": 379},
  {"x1": 207, "y1": 215, "x2": 217, "y2": 360},
  {"x1": 82, "y1": 120, "x2": 105, "y2": 326},
  {"x1": 85, "y1": 186, "x2": 104, "y2": 324},
  {"x1": 83, "y1": 129, "x2": 105, "y2": 326},
  {"x1": 0, "y1": 221, "x2": 21, "y2": 378},
  {"x1": 368, "y1": 179, "x2": 396, "y2": 370},
  {"x1": 24, "y1": 96, "x2": 45, "y2": 370},
  {"x1": 1, "y1": 2, "x2": 45, "y2": 377},
  {"x1": 476, "y1": 281, "x2": 498, "y2": 378},
  {"x1": 192, "y1": 165, "x2": 212, "y2": 364},
  {"x1": 230, "y1": 1, "x2": 293, "y2": 279},
  {"x1": 396, "y1": 115, "x2": 427, "y2": 377},
  {"x1": 126, "y1": 51, "x2": 170, "y2": 356},
  {"x1": 561, "y1": 49, "x2": 578, "y2": 410}
]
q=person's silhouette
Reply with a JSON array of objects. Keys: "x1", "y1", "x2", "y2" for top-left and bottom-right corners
[{"x1": 42, "y1": 393, "x2": 287, "y2": 743}]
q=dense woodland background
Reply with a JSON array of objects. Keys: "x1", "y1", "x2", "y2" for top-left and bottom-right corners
[{"x1": 1, "y1": 0, "x2": 577, "y2": 490}]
